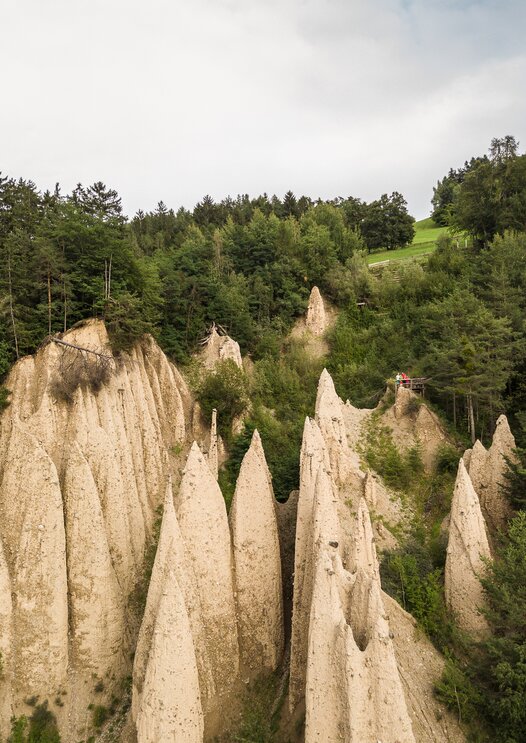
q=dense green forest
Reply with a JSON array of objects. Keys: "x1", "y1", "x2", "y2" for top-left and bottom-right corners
[
  {"x1": 1, "y1": 137, "x2": 526, "y2": 741},
  {"x1": 1, "y1": 135, "x2": 526, "y2": 451},
  {"x1": 0, "y1": 176, "x2": 414, "y2": 368}
]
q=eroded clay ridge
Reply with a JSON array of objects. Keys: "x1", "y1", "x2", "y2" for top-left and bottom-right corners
[
  {"x1": 290, "y1": 370, "x2": 467, "y2": 743},
  {"x1": 0, "y1": 320, "x2": 191, "y2": 740},
  {"x1": 465, "y1": 414, "x2": 516, "y2": 535},
  {"x1": 306, "y1": 286, "x2": 328, "y2": 336},
  {"x1": 229, "y1": 430, "x2": 284, "y2": 677},
  {"x1": 290, "y1": 370, "x2": 416, "y2": 742},
  {"x1": 133, "y1": 438, "x2": 285, "y2": 741},
  {"x1": 133, "y1": 481, "x2": 205, "y2": 742},
  {"x1": 201, "y1": 325, "x2": 243, "y2": 369},
  {"x1": 445, "y1": 460, "x2": 492, "y2": 636}
]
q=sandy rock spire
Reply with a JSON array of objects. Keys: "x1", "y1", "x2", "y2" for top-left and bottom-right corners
[
  {"x1": 0, "y1": 319, "x2": 190, "y2": 737},
  {"x1": 229, "y1": 430, "x2": 284, "y2": 677},
  {"x1": 468, "y1": 415, "x2": 515, "y2": 534},
  {"x1": 136, "y1": 570, "x2": 204, "y2": 743},
  {"x1": 394, "y1": 384, "x2": 416, "y2": 419},
  {"x1": 314, "y1": 369, "x2": 352, "y2": 484},
  {"x1": 445, "y1": 459, "x2": 491, "y2": 635},
  {"x1": 133, "y1": 480, "x2": 213, "y2": 728},
  {"x1": 304, "y1": 548, "x2": 351, "y2": 743},
  {"x1": 289, "y1": 418, "x2": 330, "y2": 712},
  {"x1": 363, "y1": 470, "x2": 377, "y2": 509},
  {"x1": 207, "y1": 408, "x2": 219, "y2": 479},
  {"x1": 305, "y1": 497, "x2": 416, "y2": 743},
  {"x1": 175, "y1": 442, "x2": 240, "y2": 694},
  {"x1": 0, "y1": 424, "x2": 69, "y2": 704},
  {"x1": 315, "y1": 369, "x2": 346, "y2": 445},
  {"x1": 306, "y1": 286, "x2": 327, "y2": 336},
  {"x1": 63, "y1": 443, "x2": 126, "y2": 679},
  {"x1": 0, "y1": 538, "x2": 12, "y2": 738},
  {"x1": 202, "y1": 326, "x2": 242, "y2": 369}
]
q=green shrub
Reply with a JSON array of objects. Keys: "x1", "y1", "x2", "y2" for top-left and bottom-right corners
[
  {"x1": 91, "y1": 704, "x2": 109, "y2": 729},
  {"x1": 503, "y1": 448, "x2": 526, "y2": 511},
  {"x1": 231, "y1": 674, "x2": 283, "y2": 743},
  {"x1": 405, "y1": 394, "x2": 423, "y2": 416},
  {"x1": 435, "y1": 655, "x2": 482, "y2": 724},
  {"x1": 8, "y1": 716, "x2": 28, "y2": 743},
  {"x1": 0, "y1": 386, "x2": 10, "y2": 412},
  {"x1": 362, "y1": 420, "x2": 423, "y2": 491},
  {"x1": 436, "y1": 444, "x2": 461, "y2": 475},
  {"x1": 130, "y1": 503, "x2": 163, "y2": 614},
  {"x1": 406, "y1": 444, "x2": 424, "y2": 475},
  {"x1": 381, "y1": 545, "x2": 451, "y2": 648},
  {"x1": 8, "y1": 701, "x2": 61, "y2": 742},
  {"x1": 104, "y1": 293, "x2": 154, "y2": 353},
  {"x1": 196, "y1": 359, "x2": 249, "y2": 440},
  {"x1": 474, "y1": 512, "x2": 526, "y2": 740}
]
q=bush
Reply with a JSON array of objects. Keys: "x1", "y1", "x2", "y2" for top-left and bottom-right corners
[
  {"x1": 196, "y1": 359, "x2": 249, "y2": 439},
  {"x1": 503, "y1": 448, "x2": 526, "y2": 511},
  {"x1": 91, "y1": 704, "x2": 109, "y2": 729},
  {"x1": 405, "y1": 395, "x2": 423, "y2": 416},
  {"x1": 363, "y1": 419, "x2": 423, "y2": 491},
  {"x1": 381, "y1": 544, "x2": 451, "y2": 648},
  {"x1": 8, "y1": 701, "x2": 61, "y2": 742},
  {"x1": 104, "y1": 292, "x2": 154, "y2": 353},
  {"x1": 436, "y1": 444, "x2": 461, "y2": 475},
  {"x1": 474, "y1": 512, "x2": 526, "y2": 740},
  {"x1": 0, "y1": 386, "x2": 10, "y2": 412},
  {"x1": 435, "y1": 655, "x2": 482, "y2": 724}
]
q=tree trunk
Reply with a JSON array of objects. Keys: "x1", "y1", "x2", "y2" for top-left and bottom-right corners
[
  {"x1": 453, "y1": 391, "x2": 457, "y2": 429},
  {"x1": 7, "y1": 251, "x2": 19, "y2": 359},
  {"x1": 47, "y1": 270, "x2": 52, "y2": 336},
  {"x1": 467, "y1": 391, "x2": 476, "y2": 444},
  {"x1": 63, "y1": 278, "x2": 67, "y2": 332}
]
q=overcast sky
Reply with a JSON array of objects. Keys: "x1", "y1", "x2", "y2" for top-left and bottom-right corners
[{"x1": 2, "y1": 0, "x2": 525, "y2": 219}]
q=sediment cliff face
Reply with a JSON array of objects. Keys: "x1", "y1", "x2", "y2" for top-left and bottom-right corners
[
  {"x1": 388, "y1": 386, "x2": 447, "y2": 471},
  {"x1": 445, "y1": 460, "x2": 491, "y2": 636},
  {"x1": 289, "y1": 418, "x2": 330, "y2": 713},
  {"x1": 305, "y1": 286, "x2": 327, "y2": 336},
  {"x1": 201, "y1": 326, "x2": 243, "y2": 370},
  {"x1": 229, "y1": 430, "x2": 284, "y2": 678},
  {"x1": 293, "y1": 371, "x2": 413, "y2": 741},
  {"x1": 291, "y1": 369, "x2": 466, "y2": 743},
  {"x1": 466, "y1": 415, "x2": 516, "y2": 535},
  {"x1": 175, "y1": 443, "x2": 240, "y2": 704},
  {"x1": 133, "y1": 483, "x2": 204, "y2": 743},
  {"x1": 0, "y1": 320, "x2": 190, "y2": 739},
  {"x1": 0, "y1": 534, "x2": 13, "y2": 738},
  {"x1": 0, "y1": 325, "x2": 475, "y2": 742}
]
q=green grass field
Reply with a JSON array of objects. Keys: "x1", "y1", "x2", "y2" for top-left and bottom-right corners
[{"x1": 367, "y1": 218, "x2": 447, "y2": 265}]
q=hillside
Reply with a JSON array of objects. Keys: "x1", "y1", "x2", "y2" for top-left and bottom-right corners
[
  {"x1": 0, "y1": 315, "x2": 469, "y2": 743},
  {"x1": 1, "y1": 138, "x2": 526, "y2": 742},
  {"x1": 0, "y1": 290, "x2": 523, "y2": 742},
  {"x1": 367, "y1": 217, "x2": 448, "y2": 265}
]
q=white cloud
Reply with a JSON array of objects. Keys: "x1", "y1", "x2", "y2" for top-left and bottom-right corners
[{"x1": 1, "y1": 0, "x2": 525, "y2": 219}]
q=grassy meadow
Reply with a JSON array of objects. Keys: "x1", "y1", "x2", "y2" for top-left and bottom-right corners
[{"x1": 367, "y1": 217, "x2": 448, "y2": 265}]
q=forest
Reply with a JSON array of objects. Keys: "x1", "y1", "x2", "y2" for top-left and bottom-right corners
[
  {"x1": 1, "y1": 136, "x2": 525, "y2": 447},
  {"x1": 1, "y1": 135, "x2": 526, "y2": 742}
]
